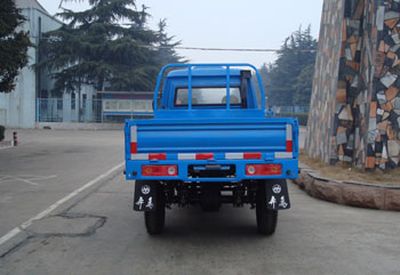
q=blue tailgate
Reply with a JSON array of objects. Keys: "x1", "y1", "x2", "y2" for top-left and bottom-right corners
[{"x1": 125, "y1": 117, "x2": 299, "y2": 182}]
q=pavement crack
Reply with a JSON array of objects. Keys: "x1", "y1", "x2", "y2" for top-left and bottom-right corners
[
  {"x1": 0, "y1": 235, "x2": 34, "y2": 259},
  {"x1": 0, "y1": 214, "x2": 107, "y2": 259},
  {"x1": 24, "y1": 213, "x2": 107, "y2": 238}
]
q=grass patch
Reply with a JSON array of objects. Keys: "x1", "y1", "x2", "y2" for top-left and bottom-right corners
[{"x1": 300, "y1": 152, "x2": 400, "y2": 186}]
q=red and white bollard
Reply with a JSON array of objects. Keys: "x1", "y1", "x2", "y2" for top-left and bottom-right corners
[{"x1": 13, "y1": 131, "x2": 18, "y2": 146}]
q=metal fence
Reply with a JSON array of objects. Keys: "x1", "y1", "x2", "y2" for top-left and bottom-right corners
[
  {"x1": 36, "y1": 98, "x2": 153, "y2": 123},
  {"x1": 273, "y1": 105, "x2": 310, "y2": 126},
  {"x1": 37, "y1": 98, "x2": 309, "y2": 124},
  {"x1": 273, "y1": 105, "x2": 310, "y2": 115}
]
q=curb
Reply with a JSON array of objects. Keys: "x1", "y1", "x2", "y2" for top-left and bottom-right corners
[
  {"x1": 293, "y1": 164, "x2": 400, "y2": 211},
  {"x1": 0, "y1": 164, "x2": 124, "y2": 258}
]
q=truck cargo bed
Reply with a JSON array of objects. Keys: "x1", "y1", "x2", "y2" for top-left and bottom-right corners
[
  {"x1": 125, "y1": 117, "x2": 298, "y2": 182},
  {"x1": 132, "y1": 117, "x2": 296, "y2": 153}
]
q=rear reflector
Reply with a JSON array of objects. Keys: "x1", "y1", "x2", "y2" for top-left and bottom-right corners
[
  {"x1": 131, "y1": 125, "x2": 137, "y2": 141},
  {"x1": 131, "y1": 154, "x2": 148, "y2": 160},
  {"x1": 244, "y1": 152, "x2": 262, "y2": 159},
  {"x1": 286, "y1": 140, "x2": 293, "y2": 152},
  {"x1": 274, "y1": 152, "x2": 293, "y2": 159},
  {"x1": 195, "y1": 153, "x2": 214, "y2": 160},
  {"x1": 286, "y1": 124, "x2": 293, "y2": 152},
  {"x1": 178, "y1": 153, "x2": 214, "y2": 160},
  {"x1": 131, "y1": 153, "x2": 167, "y2": 161},
  {"x1": 225, "y1": 152, "x2": 262, "y2": 160},
  {"x1": 225, "y1": 153, "x2": 244, "y2": 160},
  {"x1": 142, "y1": 165, "x2": 178, "y2": 177},
  {"x1": 130, "y1": 125, "x2": 138, "y2": 154},
  {"x1": 178, "y1": 153, "x2": 196, "y2": 160},
  {"x1": 149, "y1": 153, "x2": 167, "y2": 160},
  {"x1": 130, "y1": 142, "x2": 137, "y2": 154},
  {"x1": 246, "y1": 164, "x2": 282, "y2": 176}
]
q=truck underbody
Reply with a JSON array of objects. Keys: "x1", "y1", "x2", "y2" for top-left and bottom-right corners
[
  {"x1": 150, "y1": 180, "x2": 284, "y2": 209},
  {"x1": 134, "y1": 179, "x2": 290, "y2": 235}
]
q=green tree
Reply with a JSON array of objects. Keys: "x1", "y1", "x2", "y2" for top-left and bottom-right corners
[
  {"x1": 40, "y1": 0, "x2": 182, "y2": 95},
  {"x1": 0, "y1": 0, "x2": 31, "y2": 93},
  {"x1": 293, "y1": 63, "x2": 315, "y2": 105},
  {"x1": 156, "y1": 19, "x2": 184, "y2": 65},
  {"x1": 268, "y1": 26, "x2": 317, "y2": 106},
  {"x1": 259, "y1": 63, "x2": 272, "y2": 106}
]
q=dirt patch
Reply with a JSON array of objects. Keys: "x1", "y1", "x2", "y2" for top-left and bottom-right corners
[{"x1": 300, "y1": 153, "x2": 400, "y2": 186}]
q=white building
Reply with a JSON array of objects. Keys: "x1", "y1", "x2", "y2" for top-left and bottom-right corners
[
  {"x1": 0, "y1": 0, "x2": 62, "y2": 128},
  {"x1": 0, "y1": 0, "x2": 98, "y2": 127}
]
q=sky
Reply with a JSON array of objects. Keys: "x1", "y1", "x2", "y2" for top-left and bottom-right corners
[{"x1": 38, "y1": 0, "x2": 324, "y2": 67}]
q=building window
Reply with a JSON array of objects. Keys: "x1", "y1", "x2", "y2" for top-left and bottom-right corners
[
  {"x1": 38, "y1": 17, "x2": 42, "y2": 39},
  {"x1": 71, "y1": 93, "x2": 76, "y2": 110},
  {"x1": 92, "y1": 95, "x2": 96, "y2": 112},
  {"x1": 57, "y1": 99, "x2": 62, "y2": 110},
  {"x1": 82, "y1": 94, "x2": 87, "y2": 108}
]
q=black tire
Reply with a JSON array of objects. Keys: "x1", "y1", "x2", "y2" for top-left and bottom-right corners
[
  {"x1": 143, "y1": 181, "x2": 165, "y2": 235},
  {"x1": 256, "y1": 181, "x2": 278, "y2": 236}
]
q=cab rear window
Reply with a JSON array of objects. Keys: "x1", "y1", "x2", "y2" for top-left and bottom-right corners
[{"x1": 175, "y1": 87, "x2": 242, "y2": 106}]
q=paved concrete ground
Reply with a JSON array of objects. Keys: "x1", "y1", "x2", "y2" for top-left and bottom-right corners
[
  {"x1": 1, "y1": 127, "x2": 399, "y2": 275},
  {"x1": 0, "y1": 174, "x2": 399, "y2": 275},
  {"x1": 0, "y1": 129, "x2": 123, "y2": 236}
]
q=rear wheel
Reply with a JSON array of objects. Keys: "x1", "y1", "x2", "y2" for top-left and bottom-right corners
[
  {"x1": 143, "y1": 181, "x2": 165, "y2": 235},
  {"x1": 256, "y1": 181, "x2": 278, "y2": 235}
]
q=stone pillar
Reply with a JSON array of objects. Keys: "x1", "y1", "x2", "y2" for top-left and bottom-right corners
[
  {"x1": 305, "y1": 0, "x2": 345, "y2": 164},
  {"x1": 306, "y1": 0, "x2": 400, "y2": 170}
]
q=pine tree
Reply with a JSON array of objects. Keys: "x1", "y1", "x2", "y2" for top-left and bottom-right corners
[
  {"x1": 0, "y1": 0, "x2": 31, "y2": 93},
  {"x1": 40, "y1": 0, "x2": 182, "y2": 94},
  {"x1": 268, "y1": 26, "x2": 317, "y2": 106},
  {"x1": 259, "y1": 63, "x2": 271, "y2": 106},
  {"x1": 294, "y1": 63, "x2": 315, "y2": 106},
  {"x1": 156, "y1": 19, "x2": 184, "y2": 65}
]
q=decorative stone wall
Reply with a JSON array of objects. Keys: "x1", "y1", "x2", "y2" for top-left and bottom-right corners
[
  {"x1": 306, "y1": 0, "x2": 400, "y2": 170},
  {"x1": 306, "y1": 0, "x2": 344, "y2": 164}
]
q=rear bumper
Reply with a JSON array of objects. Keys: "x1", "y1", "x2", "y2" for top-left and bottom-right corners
[{"x1": 125, "y1": 159, "x2": 298, "y2": 182}]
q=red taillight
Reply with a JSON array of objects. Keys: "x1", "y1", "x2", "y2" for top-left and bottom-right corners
[
  {"x1": 196, "y1": 153, "x2": 214, "y2": 160},
  {"x1": 286, "y1": 124, "x2": 293, "y2": 152},
  {"x1": 246, "y1": 164, "x2": 282, "y2": 176},
  {"x1": 130, "y1": 142, "x2": 137, "y2": 154},
  {"x1": 244, "y1": 152, "x2": 262, "y2": 159},
  {"x1": 286, "y1": 140, "x2": 293, "y2": 152},
  {"x1": 142, "y1": 165, "x2": 178, "y2": 177},
  {"x1": 149, "y1": 153, "x2": 167, "y2": 160}
]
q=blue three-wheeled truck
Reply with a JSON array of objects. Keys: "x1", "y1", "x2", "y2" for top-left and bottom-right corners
[{"x1": 124, "y1": 64, "x2": 299, "y2": 235}]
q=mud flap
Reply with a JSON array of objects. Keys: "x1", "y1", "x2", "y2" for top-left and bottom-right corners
[
  {"x1": 133, "y1": 182, "x2": 157, "y2": 212},
  {"x1": 265, "y1": 181, "x2": 291, "y2": 210}
]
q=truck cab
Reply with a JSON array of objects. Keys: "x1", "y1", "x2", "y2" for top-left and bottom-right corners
[{"x1": 125, "y1": 64, "x2": 299, "y2": 235}]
